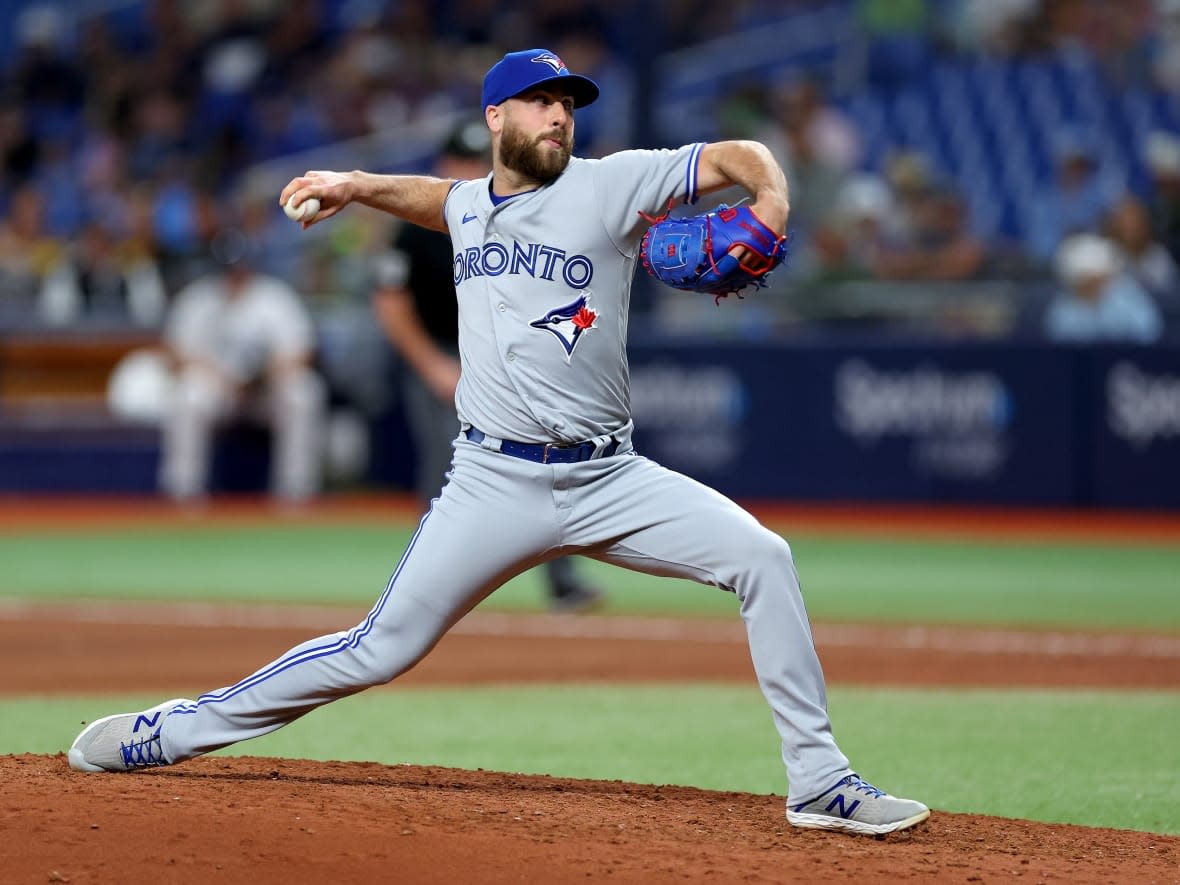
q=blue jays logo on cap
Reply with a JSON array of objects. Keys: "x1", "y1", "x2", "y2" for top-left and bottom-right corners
[
  {"x1": 530, "y1": 293, "x2": 598, "y2": 361},
  {"x1": 482, "y1": 48, "x2": 600, "y2": 109},
  {"x1": 531, "y1": 52, "x2": 565, "y2": 74}
]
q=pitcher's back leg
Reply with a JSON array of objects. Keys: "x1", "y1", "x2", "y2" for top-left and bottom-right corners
[{"x1": 160, "y1": 443, "x2": 561, "y2": 762}]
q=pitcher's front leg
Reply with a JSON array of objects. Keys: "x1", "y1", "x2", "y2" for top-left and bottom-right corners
[{"x1": 574, "y1": 458, "x2": 850, "y2": 802}]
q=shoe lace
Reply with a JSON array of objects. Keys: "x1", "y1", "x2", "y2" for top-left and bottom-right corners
[
  {"x1": 120, "y1": 730, "x2": 166, "y2": 768},
  {"x1": 846, "y1": 775, "x2": 887, "y2": 798}
]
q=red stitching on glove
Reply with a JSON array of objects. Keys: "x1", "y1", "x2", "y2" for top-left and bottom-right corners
[{"x1": 638, "y1": 199, "x2": 677, "y2": 225}]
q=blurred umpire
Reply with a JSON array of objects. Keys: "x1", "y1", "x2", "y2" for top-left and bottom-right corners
[{"x1": 372, "y1": 120, "x2": 605, "y2": 613}]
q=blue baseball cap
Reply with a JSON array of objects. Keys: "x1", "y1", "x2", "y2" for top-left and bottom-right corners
[{"x1": 481, "y1": 49, "x2": 600, "y2": 109}]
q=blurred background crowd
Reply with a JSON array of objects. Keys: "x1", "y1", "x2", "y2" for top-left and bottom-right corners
[
  {"x1": 4, "y1": 0, "x2": 1180, "y2": 337},
  {"x1": 2, "y1": 0, "x2": 1180, "y2": 500}
]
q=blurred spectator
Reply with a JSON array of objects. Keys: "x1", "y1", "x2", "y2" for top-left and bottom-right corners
[
  {"x1": 1151, "y1": 0, "x2": 1180, "y2": 93},
  {"x1": 1022, "y1": 2, "x2": 1157, "y2": 87},
  {"x1": 190, "y1": 0, "x2": 269, "y2": 134},
  {"x1": 1043, "y1": 232, "x2": 1163, "y2": 342},
  {"x1": 757, "y1": 79, "x2": 852, "y2": 242},
  {"x1": 939, "y1": 0, "x2": 1040, "y2": 56},
  {"x1": 120, "y1": 0, "x2": 202, "y2": 98},
  {"x1": 883, "y1": 149, "x2": 935, "y2": 243},
  {"x1": 259, "y1": 0, "x2": 330, "y2": 95},
  {"x1": 231, "y1": 184, "x2": 306, "y2": 284},
  {"x1": 37, "y1": 218, "x2": 167, "y2": 327},
  {"x1": 1104, "y1": 193, "x2": 1180, "y2": 315},
  {"x1": 159, "y1": 224, "x2": 327, "y2": 503},
  {"x1": 10, "y1": 4, "x2": 84, "y2": 142},
  {"x1": 33, "y1": 135, "x2": 88, "y2": 236},
  {"x1": 0, "y1": 98, "x2": 39, "y2": 193},
  {"x1": 811, "y1": 173, "x2": 899, "y2": 280},
  {"x1": 125, "y1": 87, "x2": 191, "y2": 183},
  {"x1": 304, "y1": 25, "x2": 380, "y2": 144},
  {"x1": 150, "y1": 160, "x2": 219, "y2": 291},
  {"x1": 873, "y1": 181, "x2": 987, "y2": 281},
  {"x1": 1090, "y1": 0, "x2": 1155, "y2": 88},
  {"x1": 1143, "y1": 129, "x2": 1180, "y2": 264},
  {"x1": 0, "y1": 184, "x2": 67, "y2": 325},
  {"x1": 1027, "y1": 0, "x2": 1097, "y2": 55},
  {"x1": 760, "y1": 76, "x2": 861, "y2": 174},
  {"x1": 1027, "y1": 128, "x2": 1122, "y2": 264},
  {"x1": 552, "y1": 25, "x2": 633, "y2": 157}
]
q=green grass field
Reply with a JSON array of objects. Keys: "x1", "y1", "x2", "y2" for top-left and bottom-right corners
[{"x1": 2, "y1": 516, "x2": 1178, "y2": 834}]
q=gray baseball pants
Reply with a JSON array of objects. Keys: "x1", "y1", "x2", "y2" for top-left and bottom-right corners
[{"x1": 159, "y1": 437, "x2": 851, "y2": 801}]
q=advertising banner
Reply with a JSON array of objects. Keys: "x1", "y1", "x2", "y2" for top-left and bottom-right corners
[
  {"x1": 629, "y1": 341, "x2": 1083, "y2": 505},
  {"x1": 1087, "y1": 348, "x2": 1180, "y2": 508}
]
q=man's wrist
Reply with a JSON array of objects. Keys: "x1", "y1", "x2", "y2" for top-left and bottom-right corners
[{"x1": 753, "y1": 194, "x2": 789, "y2": 234}]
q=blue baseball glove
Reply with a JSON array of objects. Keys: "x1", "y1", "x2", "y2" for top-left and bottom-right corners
[{"x1": 639, "y1": 203, "x2": 789, "y2": 300}]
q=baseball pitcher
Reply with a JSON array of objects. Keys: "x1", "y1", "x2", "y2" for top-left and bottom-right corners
[{"x1": 70, "y1": 48, "x2": 928, "y2": 836}]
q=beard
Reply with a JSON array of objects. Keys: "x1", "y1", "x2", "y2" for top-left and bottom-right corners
[{"x1": 499, "y1": 120, "x2": 573, "y2": 183}]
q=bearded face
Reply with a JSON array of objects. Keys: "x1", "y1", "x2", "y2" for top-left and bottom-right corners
[{"x1": 498, "y1": 114, "x2": 573, "y2": 183}]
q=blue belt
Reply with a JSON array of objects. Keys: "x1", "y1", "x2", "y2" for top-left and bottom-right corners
[{"x1": 464, "y1": 427, "x2": 620, "y2": 464}]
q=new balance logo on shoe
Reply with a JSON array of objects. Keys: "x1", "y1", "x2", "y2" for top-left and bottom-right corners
[
  {"x1": 825, "y1": 794, "x2": 862, "y2": 819},
  {"x1": 133, "y1": 711, "x2": 164, "y2": 733}
]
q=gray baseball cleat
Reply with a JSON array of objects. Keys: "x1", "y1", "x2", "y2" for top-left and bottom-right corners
[
  {"x1": 787, "y1": 773, "x2": 930, "y2": 835},
  {"x1": 68, "y1": 698, "x2": 192, "y2": 772}
]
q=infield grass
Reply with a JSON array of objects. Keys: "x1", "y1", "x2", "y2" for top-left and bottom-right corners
[
  {"x1": 9, "y1": 685, "x2": 1178, "y2": 835},
  {"x1": 1, "y1": 523, "x2": 1179, "y2": 629}
]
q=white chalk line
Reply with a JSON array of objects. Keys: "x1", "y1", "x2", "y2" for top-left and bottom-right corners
[{"x1": 1, "y1": 598, "x2": 1178, "y2": 660}]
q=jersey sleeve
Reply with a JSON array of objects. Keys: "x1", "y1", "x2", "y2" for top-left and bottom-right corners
[
  {"x1": 590, "y1": 143, "x2": 705, "y2": 251},
  {"x1": 441, "y1": 179, "x2": 472, "y2": 232}
]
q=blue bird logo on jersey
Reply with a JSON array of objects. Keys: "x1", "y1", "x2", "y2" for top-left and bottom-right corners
[
  {"x1": 530, "y1": 293, "x2": 598, "y2": 361},
  {"x1": 532, "y1": 53, "x2": 567, "y2": 74}
]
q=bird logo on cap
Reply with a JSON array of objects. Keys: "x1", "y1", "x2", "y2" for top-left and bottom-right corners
[{"x1": 532, "y1": 52, "x2": 567, "y2": 74}]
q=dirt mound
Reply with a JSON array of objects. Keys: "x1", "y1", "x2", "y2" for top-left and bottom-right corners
[{"x1": 7, "y1": 754, "x2": 1176, "y2": 884}]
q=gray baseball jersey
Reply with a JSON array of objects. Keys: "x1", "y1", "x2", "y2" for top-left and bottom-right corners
[
  {"x1": 156, "y1": 144, "x2": 853, "y2": 804},
  {"x1": 445, "y1": 144, "x2": 702, "y2": 444}
]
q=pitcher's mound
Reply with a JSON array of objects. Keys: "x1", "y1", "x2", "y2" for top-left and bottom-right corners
[{"x1": 9, "y1": 754, "x2": 1176, "y2": 884}]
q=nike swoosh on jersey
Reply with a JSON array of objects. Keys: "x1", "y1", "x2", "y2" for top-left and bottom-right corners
[{"x1": 462, "y1": 212, "x2": 478, "y2": 223}]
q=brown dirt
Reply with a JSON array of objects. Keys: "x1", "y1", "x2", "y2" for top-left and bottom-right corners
[
  {"x1": 2, "y1": 497, "x2": 1178, "y2": 883},
  {"x1": 4, "y1": 753, "x2": 1178, "y2": 885},
  {"x1": 2, "y1": 603, "x2": 1179, "y2": 693}
]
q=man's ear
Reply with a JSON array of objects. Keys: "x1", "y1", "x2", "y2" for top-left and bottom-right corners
[{"x1": 485, "y1": 105, "x2": 502, "y2": 135}]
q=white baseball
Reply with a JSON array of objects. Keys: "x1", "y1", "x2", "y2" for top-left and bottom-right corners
[{"x1": 284, "y1": 194, "x2": 320, "y2": 222}]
